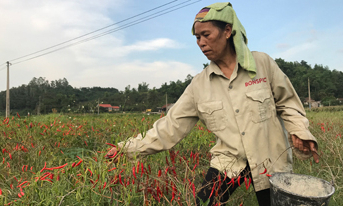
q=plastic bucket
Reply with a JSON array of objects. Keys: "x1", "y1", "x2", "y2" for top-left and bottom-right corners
[{"x1": 269, "y1": 172, "x2": 335, "y2": 206}]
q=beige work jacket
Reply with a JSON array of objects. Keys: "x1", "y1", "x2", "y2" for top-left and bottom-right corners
[{"x1": 119, "y1": 51, "x2": 318, "y2": 191}]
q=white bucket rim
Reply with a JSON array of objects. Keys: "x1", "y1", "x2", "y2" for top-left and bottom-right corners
[{"x1": 269, "y1": 172, "x2": 335, "y2": 199}]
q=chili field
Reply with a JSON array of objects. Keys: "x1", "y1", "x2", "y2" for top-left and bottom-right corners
[{"x1": 0, "y1": 111, "x2": 342, "y2": 205}]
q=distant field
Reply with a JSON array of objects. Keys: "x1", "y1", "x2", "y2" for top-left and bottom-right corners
[{"x1": 0, "y1": 111, "x2": 341, "y2": 205}]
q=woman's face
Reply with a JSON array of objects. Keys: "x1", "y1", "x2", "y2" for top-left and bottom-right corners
[{"x1": 194, "y1": 21, "x2": 230, "y2": 61}]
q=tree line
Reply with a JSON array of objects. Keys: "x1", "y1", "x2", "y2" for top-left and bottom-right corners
[{"x1": 0, "y1": 58, "x2": 342, "y2": 116}]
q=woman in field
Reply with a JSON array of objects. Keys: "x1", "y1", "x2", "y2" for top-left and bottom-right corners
[{"x1": 106, "y1": 2, "x2": 319, "y2": 205}]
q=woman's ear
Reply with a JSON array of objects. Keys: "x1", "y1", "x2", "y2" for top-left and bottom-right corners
[{"x1": 225, "y1": 24, "x2": 233, "y2": 39}]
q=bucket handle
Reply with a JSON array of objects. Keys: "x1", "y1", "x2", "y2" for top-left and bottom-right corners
[{"x1": 270, "y1": 146, "x2": 335, "y2": 187}]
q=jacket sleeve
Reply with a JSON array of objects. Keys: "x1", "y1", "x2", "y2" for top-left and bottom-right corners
[
  {"x1": 268, "y1": 55, "x2": 318, "y2": 160},
  {"x1": 118, "y1": 82, "x2": 199, "y2": 158}
]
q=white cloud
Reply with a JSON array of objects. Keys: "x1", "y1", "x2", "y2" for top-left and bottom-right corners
[
  {"x1": 122, "y1": 38, "x2": 179, "y2": 52},
  {"x1": 0, "y1": 0, "x2": 192, "y2": 92},
  {"x1": 71, "y1": 61, "x2": 198, "y2": 90},
  {"x1": 271, "y1": 27, "x2": 343, "y2": 71}
]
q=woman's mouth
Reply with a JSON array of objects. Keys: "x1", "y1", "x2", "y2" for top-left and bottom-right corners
[{"x1": 202, "y1": 50, "x2": 210, "y2": 55}]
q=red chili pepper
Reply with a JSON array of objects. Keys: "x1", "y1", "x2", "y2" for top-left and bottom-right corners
[
  {"x1": 141, "y1": 163, "x2": 144, "y2": 177},
  {"x1": 119, "y1": 174, "x2": 123, "y2": 185},
  {"x1": 103, "y1": 182, "x2": 107, "y2": 189},
  {"x1": 106, "y1": 143, "x2": 116, "y2": 147},
  {"x1": 172, "y1": 168, "x2": 177, "y2": 176},
  {"x1": 38, "y1": 151, "x2": 41, "y2": 156},
  {"x1": 8, "y1": 153, "x2": 12, "y2": 160},
  {"x1": 209, "y1": 182, "x2": 216, "y2": 198},
  {"x1": 22, "y1": 165, "x2": 25, "y2": 172},
  {"x1": 148, "y1": 165, "x2": 151, "y2": 174},
  {"x1": 192, "y1": 183, "x2": 196, "y2": 198},
  {"x1": 237, "y1": 176, "x2": 241, "y2": 186},
  {"x1": 132, "y1": 166, "x2": 137, "y2": 179},
  {"x1": 260, "y1": 168, "x2": 267, "y2": 175},
  {"x1": 223, "y1": 171, "x2": 227, "y2": 182},
  {"x1": 17, "y1": 113, "x2": 20, "y2": 118},
  {"x1": 18, "y1": 181, "x2": 29, "y2": 187},
  {"x1": 245, "y1": 177, "x2": 250, "y2": 190},
  {"x1": 88, "y1": 168, "x2": 93, "y2": 176},
  {"x1": 192, "y1": 164, "x2": 197, "y2": 172},
  {"x1": 107, "y1": 151, "x2": 117, "y2": 159},
  {"x1": 171, "y1": 184, "x2": 176, "y2": 202},
  {"x1": 158, "y1": 169, "x2": 162, "y2": 177},
  {"x1": 165, "y1": 167, "x2": 169, "y2": 175},
  {"x1": 266, "y1": 174, "x2": 272, "y2": 177},
  {"x1": 74, "y1": 160, "x2": 83, "y2": 167},
  {"x1": 40, "y1": 162, "x2": 47, "y2": 173},
  {"x1": 227, "y1": 178, "x2": 235, "y2": 187},
  {"x1": 48, "y1": 163, "x2": 68, "y2": 170}
]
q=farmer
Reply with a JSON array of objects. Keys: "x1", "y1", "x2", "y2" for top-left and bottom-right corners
[{"x1": 106, "y1": 2, "x2": 319, "y2": 205}]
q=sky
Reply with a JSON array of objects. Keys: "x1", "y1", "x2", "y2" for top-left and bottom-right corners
[{"x1": 0, "y1": 0, "x2": 342, "y2": 92}]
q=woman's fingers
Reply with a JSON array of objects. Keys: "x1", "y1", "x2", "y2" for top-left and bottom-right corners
[
  {"x1": 292, "y1": 134, "x2": 319, "y2": 163},
  {"x1": 309, "y1": 141, "x2": 320, "y2": 163},
  {"x1": 105, "y1": 147, "x2": 118, "y2": 159}
]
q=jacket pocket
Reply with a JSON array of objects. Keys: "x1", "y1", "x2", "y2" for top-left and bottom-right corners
[
  {"x1": 198, "y1": 101, "x2": 227, "y2": 131},
  {"x1": 246, "y1": 89, "x2": 273, "y2": 123}
]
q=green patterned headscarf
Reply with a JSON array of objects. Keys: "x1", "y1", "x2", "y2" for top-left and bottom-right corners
[{"x1": 192, "y1": 2, "x2": 256, "y2": 79}]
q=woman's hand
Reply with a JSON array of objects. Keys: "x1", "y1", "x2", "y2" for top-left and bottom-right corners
[
  {"x1": 105, "y1": 147, "x2": 120, "y2": 163},
  {"x1": 291, "y1": 134, "x2": 319, "y2": 163}
]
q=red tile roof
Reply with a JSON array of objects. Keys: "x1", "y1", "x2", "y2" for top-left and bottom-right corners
[{"x1": 99, "y1": 104, "x2": 112, "y2": 108}]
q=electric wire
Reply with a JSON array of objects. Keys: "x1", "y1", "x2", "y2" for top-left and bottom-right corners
[
  {"x1": 8, "y1": 0, "x2": 180, "y2": 63},
  {"x1": 11, "y1": 0, "x2": 201, "y2": 65},
  {"x1": 0, "y1": 66, "x2": 7, "y2": 72}
]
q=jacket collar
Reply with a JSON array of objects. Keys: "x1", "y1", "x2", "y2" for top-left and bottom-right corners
[{"x1": 207, "y1": 60, "x2": 239, "y2": 80}]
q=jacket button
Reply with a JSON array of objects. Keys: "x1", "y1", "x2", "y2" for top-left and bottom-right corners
[
  {"x1": 229, "y1": 85, "x2": 233, "y2": 89},
  {"x1": 235, "y1": 109, "x2": 239, "y2": 113},
  {"x1": 242, "y1": 132, "x2": 245, "y2": 135}
]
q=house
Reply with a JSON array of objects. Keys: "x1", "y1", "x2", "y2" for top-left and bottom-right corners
[
  {"x1": 337, "y1": 98, "x2": 343, "y2": 104},
  {"x1": 303, "y1": 98, "x2": 321, "y2": 108},
  {"x1": 112, "y1": 106, "x2": 120, "y2": 111},
  {"x1": 159, "y1": 103, "x2": 175, "y2": 113},
  {"x1": 98, "y1": 104, "x2": 120, "y2": 112}
]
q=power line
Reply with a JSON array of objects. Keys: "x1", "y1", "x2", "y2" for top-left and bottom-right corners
[
  {"x1": 0, "y1": 65, "x2": 6, "y2": 72},
  {"x1": 12, "y1": 0, "x2": 201, "y2": 65},
  {"x1": 7, "y1": 0, "x2": 187, "y2": 64}
]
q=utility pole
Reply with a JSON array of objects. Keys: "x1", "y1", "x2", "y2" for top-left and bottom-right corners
[
  {"x1": 308, "y1": 77, "x2": 311, "y2": 110},
  {"x1": 98, "y1": 99, "x2": 100, "y2": 115},
  {"x1": 6, "y1": 61, "x2": 11, "y2": 118},
  {"x1": 166, "y1": 93, "x2": 168, "y2": 113}
]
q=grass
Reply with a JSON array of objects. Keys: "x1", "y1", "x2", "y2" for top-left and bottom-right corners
[{"x1": 0, "y1": 111, "x2": 341, "y2": 205}]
